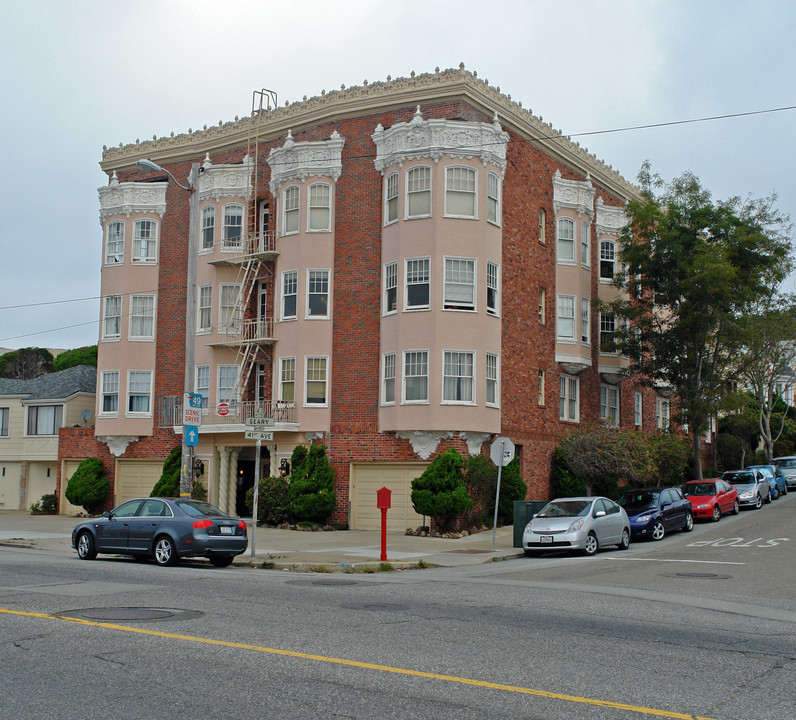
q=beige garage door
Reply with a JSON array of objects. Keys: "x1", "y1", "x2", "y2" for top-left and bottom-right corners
[
  {"x1": 60, "y1": 459, "x2": 87, "y2": 515},
  {"x1": 350, "y1": 462, "x2": 429, "y2": 531},
  {"x1": 115, "y1": 460, "x2": 164, "y2": 505}
]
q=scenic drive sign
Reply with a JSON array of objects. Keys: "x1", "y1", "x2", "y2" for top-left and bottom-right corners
[{"x1": 182, "y1": 393, "x2": 203, "y2": 427}]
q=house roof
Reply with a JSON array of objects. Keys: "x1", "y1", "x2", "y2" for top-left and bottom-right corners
[{"x1": 0, "y1": 365, "x2": 96, "y2": 402}]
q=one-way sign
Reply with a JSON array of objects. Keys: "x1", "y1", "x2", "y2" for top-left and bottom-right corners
[{"x1": 185, "y1": 425, "x2": 199, "y2": 447}]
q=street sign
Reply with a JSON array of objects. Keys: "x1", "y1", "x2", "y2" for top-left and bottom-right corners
[
  {"x1": 490, "y1": 436, "x2": 515, "y2": 467},
  {"x1": 245, "y1": 416, "x2": 274, "y2": 427},
  {"x1": 245, "y1": 429, "x2": 273, "y2": 441},
  {"x1": 184, "y1": 425, "x2": 199, "y2": 447},
  {"x1": 183, "y1": 393, "x2": 203, "y2": 427}
]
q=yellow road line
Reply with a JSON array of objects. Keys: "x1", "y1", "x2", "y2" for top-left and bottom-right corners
[{"x1": 0, "y1": 606, "x2": 718, "y2": 720}]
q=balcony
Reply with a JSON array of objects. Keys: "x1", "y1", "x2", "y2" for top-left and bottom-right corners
[
  {"x1": 203, "y1": 231, "x2": 277, "y2": 265},
  {"x1": 159, "y1": 397, "x2": 296, "y2": 430},
  {"x1": 205, "y1": 318, "x2": 275, "y2": 347}
]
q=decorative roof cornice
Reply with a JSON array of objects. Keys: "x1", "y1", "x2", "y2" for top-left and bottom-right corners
[
  {"x1": 98, "y1": 172, "x2": 167, "y2": 222},
  {"x1": 100, "y1": 64, "x2": 639, "y2": 201},
  {"x1": 371, "y1": 106, "x2": 509, "y2": 174},
  {"x1": 553, "y1": 170, "x2": 596, "y2": 217},
  {"x1": 267, "y1": 131, "x2": 345, "y2": 193},
  {"x1": 195, "y1": 153, "x2": 254, "y2": 202},
  {"x1": 595, "y1": 197, "x2": 629, "y2": 236}
]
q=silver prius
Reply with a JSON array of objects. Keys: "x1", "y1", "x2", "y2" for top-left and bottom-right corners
[{"x1": 522, "y1": 496, "x2": 631, "y2": 556}]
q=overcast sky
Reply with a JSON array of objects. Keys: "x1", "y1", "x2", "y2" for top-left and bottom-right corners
[{"x1": 1, "y1": 0, "x2": 794, "y2": 352}]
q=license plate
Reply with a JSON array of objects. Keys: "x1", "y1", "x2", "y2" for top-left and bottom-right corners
[
  {"x1": 219, "y1": 526, "x2": 234, "y2": 535},
  {"x1": 541, "y1": 536, "x2": 553, "y2": 544}
]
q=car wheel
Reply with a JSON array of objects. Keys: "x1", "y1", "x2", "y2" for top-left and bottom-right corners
[
  {"x1": 683, "y1": 512, "x2": 694, "y2": 532},
  {"x1": 154, "y1": 535, "x2": 178, "y2": 566},
  {"x1": 583, "y1": 532, "x2": 599, "y2": 556},
  {"x1": 651, "y1": 520, "x2": 666, "y2": 541},
  {"x1": 209, "y1": 556, "x2": 234, "y2": 568},
  {"x1": 772, "y1": 487, "x2": 779, "y2": 500},
  {"x1": 732, "y1": 500, "x2": 739, "y2": 515},
  {"x1": 618, "y1": 528, "x2": 630, "y2": 550},
  {"x1": 76, "y1": 531, "x2": 97, "y2": 560},
  {"x1": 755, "y1": 494, "x2": 763, "y2": 509},
  {"x1": 712, "y1": 505, "x2": 721, "y2": 522}
]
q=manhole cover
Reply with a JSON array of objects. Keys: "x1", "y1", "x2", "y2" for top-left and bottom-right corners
[
  {"x1": 56, "y1": 607, "x2": 203, "y2": 623},
  {"x1": 311, "y1": 579, "x2": 359, "y2": 586},
  {"x1": 659, "y1": 572, "x2": 731, "y2": 580}
]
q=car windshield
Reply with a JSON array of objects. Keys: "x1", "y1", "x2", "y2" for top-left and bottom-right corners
[
  {"x1": 722, "y1": 472, "x2": 755, "y2": 485},
  {"x1": 179, "y1": 500, "x2": 226, "y2": 517},
  {"x1": 748, "y1": 466, "x2": 773, "y2": 477},
  {"x1": 537, "y1": 500, "x2": 592, "y2": 518},
  {"x1": 618, "y1": 491, "x2": 659, "y2": 510},
  {"x1": 684, "y1": 483, "x2": 716, "y2": 496},
  {"x1": 775, "y1": 458, "x2": 796, "y2": 469}
]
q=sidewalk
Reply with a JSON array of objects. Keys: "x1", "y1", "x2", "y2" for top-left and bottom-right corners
[{"x1": 0, "y1": 510, "x2": 522, "y2": 571}]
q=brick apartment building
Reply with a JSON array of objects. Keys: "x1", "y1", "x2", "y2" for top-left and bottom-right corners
[{"x1": 58, "y1": 65, "x2": 675, "y2": 528}]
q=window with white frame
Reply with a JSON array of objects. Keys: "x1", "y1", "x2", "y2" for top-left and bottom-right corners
[
  {"x1": 656, "y1": 397, "x2": 670, "y2": 430},
  {"x1": 308, "y1": 183, "x2": 331, "y2": 231},
  {"x1": 406, "y1": 166, "x2": 431, "y2": 218},
  {"x1": 201, "y1": 206, "x2": 215, "y2": 250},
  {"x1": 198, "y1": 285, "x2": 212, "y2": 332},
  {"x1": 129, "y1": 295, "x2": 155, "y2": 339},
  {"x1": 383, "y1": 353, "x2": 396, "y2": 405},
  {"x1": 279, "y1": 357, "x2": 295, "y2": 403},
  {"x1": 100, "y1": 371, "x2": 119, "y2": 414},
  {"x1": 486, "y1": 262, "x2": 499, "y2": 316},
  {"x1": 600, "y1": 240, "x2": 616, "y2": 281},
  {"x1": 385, "y1": 172, "x2": 398, "y2": 224},
  {"x1": 195, "y1": 365, "x2": 210, "y2": 409},
  {"x1": 581, "y1": 297, "x2": 590, "y2": 344},
  {"x1": 283, "y1": 186, "x2": 299, "y2": 235},
  {"x1": 581, "y1": 221, "x2": 590, "y2": 266},
  {"x1": 105, "y1": 221, "x2": 124, "y2": 264},
  {"x1": 538, "y1": 369, "x2": 546, "y2": 406},
  {"x1": 384, "y1": 262, "x2": 397, "y2": 314},
  {"x1": 487, "y1": 172, "x2": 500, "y2": 225},
  {"x1": 486, "y1": 352, "x2": 498, "y2": 406},
  {"x1": 132, "y1": 219, "x2": 157, "y2": 263},
  {"x1": 600, "y1": 384, "x2": 619, "y2": 426},
  {"x1": 307, "y1": 269, "x2": 329, "y2": 317},
  {"x1": 634, "y1": 392, "x2": 643, "y2": 426},
  {"x1": 281, "y1": 270, "x2": 297, "y2": 320},
  {"x1": 26, "y1": 405, "x2": 63, "y2": 435},
  {"x1": 538, "y1": 208, "x2": 546, "y2": 243},
  {"x1": 557, "y1": 218, "x2": 575, "y2": 262},
  {"x1": 220, "y1": 284, "x2": 241, "y2": 332},
  {"x1": 600, "y1": 311, "x2": 616, "y2": 352},
  {"x1": 217, "y1": 365, "x2": 238, "y2": 410},
  {"x1": 222, "y1": 204, "x2": 243, "y2": 248},
  {"x1": 103, "y1": 295, "x2": 122, "y2": 339},
  {"x1": 445, "y1": 166, "x2": 476, "y2": 218},
  {"x1": 0, "y1": 407, "x2": 8, "y2": 436},
  {"x1": 443, "y1": 350, "x2": 474, "y2": 403},
  {"x1": 403, "y1": 350, "x2": 429, "y2": 403},
  {"x1": 405, "y1": 257, "x2": 430, "y2": 310},
  {"x1": 560, "y1": 375, "x2": 579, "y2": 422},
  {"x1": 557, "y1": 295, "x2": 576, "y2": 340},
  {"x1": 127, "y1": 371, "x2": 152, "y2": 415},
  {"x1": 444, "y1": 257, "x2": 475, "y2": 311},
  {"x1": 538, "y1": 288, "x2": 546, "y2": 324},
  {"x1": 305, "y1": 357, "x2": 328, "y2": 406}
]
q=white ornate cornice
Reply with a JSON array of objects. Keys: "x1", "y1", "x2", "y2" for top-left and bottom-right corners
[
  {"x1": 553, "y1": 170, "x2": 596, "y2": 217},
  {"x1": 98, "y1": 172, "x2": 167, "y2": 222},
  {"x1": 595, "y1": 197, "x2": 628, "y2": 236},
  {"x1": 98, "y1": 435, "x2": 139, "y2": 457},
  {"x1": 195, "y1": 154, "x2": 254, "y2": 202},
  {"x1": 396, "y1": 431, "x2": 454, "y2": 460},
  {"x1": 267, "y1": 131, "x2": 344, "y2": 193},
  {"x1": 371, "y1": 106, "x2": 509, "y2": 174},
  {"x1": 458, "y1": 432, "x2": 491, "y2": 456},
  {"x1": 557, "y1": 356, "x2": 592, "y2": 374}
]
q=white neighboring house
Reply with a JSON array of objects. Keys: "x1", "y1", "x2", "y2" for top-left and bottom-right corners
[{"x1": 0, "y1": 365, "x2": 96, "y2": 510}]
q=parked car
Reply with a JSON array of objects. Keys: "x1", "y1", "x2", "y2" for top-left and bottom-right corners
[
  {"x1": 772, "y1": 456, "x2": 796, "y2": 491},
  {"x1": 682, "y1": 479, "x2": 739, "y2": 521},
  {"x1": 720, "y1": 469, "x2": 770, "y2": 509},
  {"x1": 522, "y1": 496, "x2": 630, "y2": 556},
  {"x1": 618, "y1": 487, "x2": 693, "y2": 540},
  {"x1": 72, "y1": 497, "x2": 248, "y2": 567},
  {"x1": 747, "y1": 464, "x2": 788, "y2": 500}
]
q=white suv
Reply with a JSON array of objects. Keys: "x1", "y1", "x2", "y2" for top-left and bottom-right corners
[{"x1": 772, "y1": 456, "x2": 796, "y2": 490}]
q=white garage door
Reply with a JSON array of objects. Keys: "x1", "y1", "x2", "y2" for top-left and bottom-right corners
[
  {"x1": 350, "y1": 462, "x2": 429, "y2": 531},
  {"x1": 115, "y1": 460, "x2": 164, "y2": 505},
  {"x1": 60, "y1": 459, "x2": 87, "y2": 515}
]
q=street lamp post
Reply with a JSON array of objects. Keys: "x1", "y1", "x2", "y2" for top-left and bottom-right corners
[{"x1": 137, "y1": 159, "x2": 201, "y2": 497}]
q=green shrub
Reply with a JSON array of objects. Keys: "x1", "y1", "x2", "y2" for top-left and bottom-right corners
[
  {"x1": 411, "y1": 448, "x2": 472, "y2": 531},
  {"x1": 64, "y1": 458, "x2": 109, "y2": 513},
  {"x1": 150, "y1": 446, "x2": 206, "y2": 499},
  {"x1": 462, "y1": 455, "x2": 526, "y2": 525},
  {"x1": 246, "y1": 476, "x2": 289, "y2": 525},
  {"x1": 287, "y1": 444, "x2": 336, "y2": 523},
  {"x1": 551, "y1": 447, "x2": 587, "y2": 497},
  {"x1": 41, "y1": 492, "x2": 57, "y2": 514}
]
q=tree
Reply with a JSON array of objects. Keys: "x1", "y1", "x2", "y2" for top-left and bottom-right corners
[
  {"x1": 64, "y1": 458, "x2": 109, "y2": 514},
  {"x1": 609, "y1": 165, "x2": 792, "y2": 480},
  {"x1": 287, "y1": 444, "x2": 336, "y2": 523},
  {"x1": 52, "y1": 345, "x2": 98, "y2": 371},
  {"x1": 462, "y1": 454, "x2": 527, "y2": 525},
  {"x1": 150, "y1": 446, "x2": 207, "y2": 500},
  {"x1": 411, "y1": 448, "x2": 472, "y2": 531},
  {"x1": 0, "y1": 347, "x2": 53, "y2": 379}
]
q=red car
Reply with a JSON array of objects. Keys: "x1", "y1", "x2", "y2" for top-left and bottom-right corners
[{"x1": 682, "y1": 479, "x2": 739, "y2": 521}]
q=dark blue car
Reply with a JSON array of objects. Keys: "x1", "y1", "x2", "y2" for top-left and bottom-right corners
[
  {"x1": 618, "y1": 487, "x2": 694, "y2": 541},
  {"x1": 747, "y1": 465, "x2": 788, "y2": 500}
]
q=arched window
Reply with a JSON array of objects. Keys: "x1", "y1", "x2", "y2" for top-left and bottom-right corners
[{"x1": 308, "y1": 183, "x2": 331, "y2": 231}]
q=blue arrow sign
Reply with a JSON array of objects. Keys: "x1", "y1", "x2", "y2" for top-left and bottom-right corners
[{"x1": 185, "y1": 425, "x2": 198, "y2": 447}]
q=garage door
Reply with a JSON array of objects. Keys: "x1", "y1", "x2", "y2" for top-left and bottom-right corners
[
  {"x1": 350, "y1": 462, "x2": 429, "y2": 531},
  {"x1": 115, "y1": 460, "x2": 164, "y2": 505},
  {"x1": 60, "y1": 459, "x2": 87, "y2": 515}
]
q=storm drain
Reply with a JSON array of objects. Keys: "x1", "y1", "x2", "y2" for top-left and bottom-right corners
[
  {"x1": 56, "y1": 607, "x2": 203, "y2": 623},
  {"x1": 659, "y1": 572, "x2": 732, "y2": 580}
]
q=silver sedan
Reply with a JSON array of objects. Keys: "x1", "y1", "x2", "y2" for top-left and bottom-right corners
[{"x1": 523, "y1": 496, "x2": 631, "y2": 556}]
